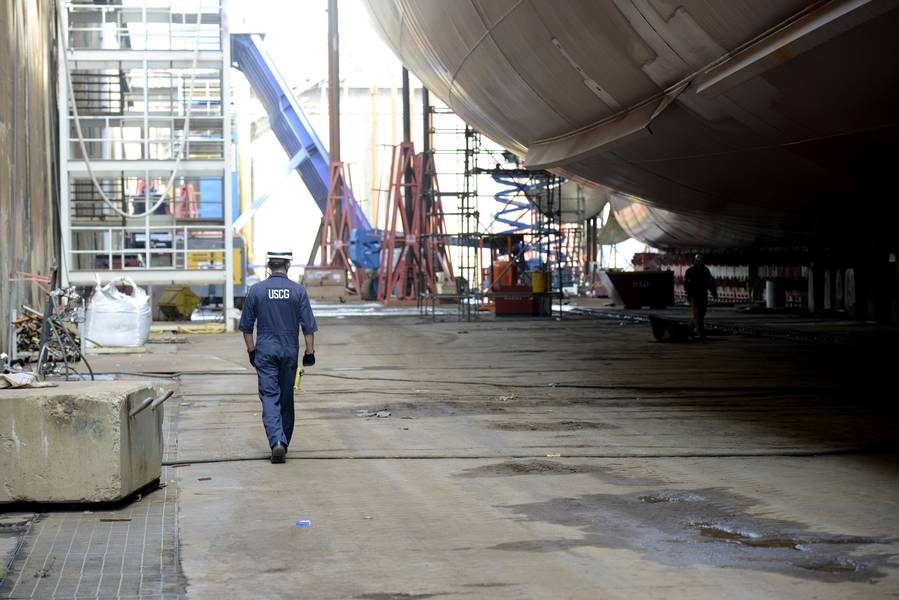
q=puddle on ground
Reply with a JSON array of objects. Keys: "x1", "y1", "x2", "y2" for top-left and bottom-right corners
[
  {"x1": 491, "y1": 488, "x2": 895, "y2": 582},
  {"x1": 799, "y1": 559, "x2": 860, "y2": 573},
  {"x1": 693, "y1": 523, "x2": 801, "y2": 549}
]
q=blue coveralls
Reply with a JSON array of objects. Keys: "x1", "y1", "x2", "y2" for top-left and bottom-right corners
[{"x1": 238, "y1": 272, "x2": 318, "y2": 449}]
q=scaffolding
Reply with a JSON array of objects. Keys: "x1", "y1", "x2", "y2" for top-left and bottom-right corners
[
  {"x1": 423, "y1": 108, "x2": 482, "y2": 320},
  {"x1": 474, "y1": 168, "x2": 564, "y2": 313},
  {"x1": 58, "y1": 0, "x2": 234, "y2": 325},
  {"x1": 425, "y1": 104, "x2": 564, "y2": 319}
]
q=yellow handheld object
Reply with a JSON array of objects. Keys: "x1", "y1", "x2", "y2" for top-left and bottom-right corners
[{"x1": 294, "y1": 368, "x2": 304, "y2": 390}]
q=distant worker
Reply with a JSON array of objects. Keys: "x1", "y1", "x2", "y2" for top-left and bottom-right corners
[
  {"x1": 684, "y1": 254, "x2": 718, "y2": 339},
  {"x1": 239, "y1": 251, "x2": 317, "y2": 463}
]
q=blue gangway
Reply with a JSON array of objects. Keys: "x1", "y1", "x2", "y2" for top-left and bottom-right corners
[{"x1": 231, "y1": 33, "x2": 371, "y2": 231}]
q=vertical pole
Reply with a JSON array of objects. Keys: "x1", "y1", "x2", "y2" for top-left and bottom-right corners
[
  {"x1": 420, "y1": 87, "x2": 430, "y2": 299},
  {"x1": 401, "y1": 68, "x2": 413, "y2": 297},
  {"x1": 58, "y1": 3, "x2": 71, "y2": 285},
  {"x1": 401, "y1": 68, "x2": 412, "y2": 220},
  {"x1": 390, "y1": 84, "x2": 398, "y2": 145},
  {"x1": 370, "y1": 85, "x2": 379, "y2": 226},
  {"x1": 401, "y1": 68, "x2": 411, "y2": 145},
  {"x1": 421, "y1": 88, "x2": 430, "y2": 156},
  {"x1": 6, "y1": 0, "x2": 20, "y2": 356},
  {"x1": 223, "y1": 0, "x2": 234, "y2": 330},
  {"x1": 328, "y1": 0, "x2": 340, "y2": 163},
  {"x1": 323, "y1": 0, "x2": 340, "y2": 272}
]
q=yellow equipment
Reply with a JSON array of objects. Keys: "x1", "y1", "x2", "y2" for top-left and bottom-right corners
[
  {"x1": 157, "y1": 286, "x2": 201, "y2": 321},
  {"x1": 294, "y1": 368, "x2": 304, "y2": 390}
]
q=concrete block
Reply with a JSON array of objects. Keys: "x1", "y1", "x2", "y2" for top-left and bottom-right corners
[{"x1": 0, "y1": 381, "x2": 166, "y2": 503}]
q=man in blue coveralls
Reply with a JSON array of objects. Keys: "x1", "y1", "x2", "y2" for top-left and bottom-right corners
[{"x1": 239, "y1": 251, "x2": 318, "y2": 463}]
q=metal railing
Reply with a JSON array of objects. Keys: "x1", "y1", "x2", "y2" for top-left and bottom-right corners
[
  {"x1": 69, "y1": 126, "x2": 225, "y2": 161},
  {"x1": 70, "y1": 71, "x2": 126, "y2": 115},
  {"x1": 66, "y1": 1, "x2": 223, "y2": 52},
  {"x1": 69, "y1": 224, "x2": 227, "y2": 272}
]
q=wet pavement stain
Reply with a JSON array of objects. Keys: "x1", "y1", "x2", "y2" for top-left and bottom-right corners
[
  {"x1": 459, "y1": 460, "x2": 664, "y2": 486},
  {"x1": 491, "y1": 488, "x2": 896, "y2": 581},
  {"x1": 639, "y1": 491, "x2": 706, "y2": 504},
  {"x1": 455, "y1": 459, "x2": 665, "y2": 487},
  {"x1": 488, "y1": 420, "x2": 618, "y2": 431},
  {"x1": 460, "y1": 460, "x2": 596, "y2": 477},
  {"x1": 355, "y1": 594, "x2": 443, "y2": 600}
]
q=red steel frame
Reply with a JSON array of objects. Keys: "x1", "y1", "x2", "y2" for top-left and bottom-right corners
[
  {"x1": 378, "y1": 142, "x2": 420, "y2": 303},
  {"x1": 419, "y1": 151, "x2": 455, "y2": 292},
  {"x1": 320, "y1": 161, "x2": 363, "y2": 294},
  {"x1": 377, "y1": 143, "x2": 454, "y2": 303}
]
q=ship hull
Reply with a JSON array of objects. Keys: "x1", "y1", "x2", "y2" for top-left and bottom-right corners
[{"x1": 363, "y1": 0, "x2": 899, "y2": 249}]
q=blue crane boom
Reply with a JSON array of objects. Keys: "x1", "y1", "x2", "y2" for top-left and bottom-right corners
[{"x1": 231, "y1": 33, "x2": 371, "y2": 231}]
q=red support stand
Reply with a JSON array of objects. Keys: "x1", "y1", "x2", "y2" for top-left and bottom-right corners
[
  {"x1": 321, "y1": 161, "x2": 362, "y2": 294},
  {"x1": 377, "y1": 142, "x2": 420, "y2": 303},
  {"x1": 376, "y1": 143, "x2": 455, "y2": 303},
  {"x1": 418, "y1": 151, "x2": 455, "y2": 291}
]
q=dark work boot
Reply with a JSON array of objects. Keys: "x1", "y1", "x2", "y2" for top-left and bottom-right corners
[{"x1": 271, "y1": 443, "x2": 287, "y2": 464}]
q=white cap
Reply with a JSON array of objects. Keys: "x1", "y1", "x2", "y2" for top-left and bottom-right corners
[{"x1": 267, "y1": 251, "x2": 293, "y2": 261}]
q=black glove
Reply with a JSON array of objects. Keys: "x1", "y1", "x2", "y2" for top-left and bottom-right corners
[
  {"x1": 302, "y1": 351, "x2": 315, "y2": 367},
  {"x1": 248, "y1": 349, "x2": 256, "y2": 368}
]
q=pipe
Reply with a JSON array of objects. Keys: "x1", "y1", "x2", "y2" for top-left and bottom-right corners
[
  {"x1": 129, "y1": 396, "x2": 154, "y2": 418},
  {"x1": 327, "y1": 0, "x2": 340, "y2": 162},
  {"x1": 422, "y1": 87, "x2": 430, "y2": 156},
  {"x1": 150, "y1": 390, "x2": 174, "y2": 411},
  {"x1": 401, "y1": 68, "x2": 413, "y2": 221},
  {"x1": 130, "y1": 390, "x2": 174, "y2": 418},
  {"x1": 401, "y1": 67, "x2": 410, "y2": 145}
]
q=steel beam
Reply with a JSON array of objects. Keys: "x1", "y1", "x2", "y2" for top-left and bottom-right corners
[
  {"x1": 328, "y1": 0, "x2": 340, "y2": 163},
  {"x1": 66, "y1": 270, "x2": 227, "y2": 286},
  {"x1": 223, "y1": 1, "x2": 235, "y2": 331},
  {"x1": 66, "y1": 160, "x2": 225, "y2": 176},
  {"x1": 68, "y1": 50, "x2": 222, "y2": 63}
]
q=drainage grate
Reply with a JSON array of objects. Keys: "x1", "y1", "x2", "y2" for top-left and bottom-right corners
[{"x1": 1, "y1": 402, "x2": 184, "y2": 600}]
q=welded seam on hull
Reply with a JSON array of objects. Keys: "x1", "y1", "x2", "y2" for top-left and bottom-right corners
[
  {"x1": 525, "y1": 0, "x2": 838, "y2": 148},
  {"x1": 524, "y1": 81, "x2": 690, "y2": 169},
  {"x1": 445, "y1": 0, "x2": 522, "y2": 94},
  {"x1": 621, "y1": 120, "x2": 899, "y2": 165},
  {"x1": 695, "y1": 0, "x2": 887, "y2": 96},
  {"x1": 390, "y1": 0, "x2": 521, "y2": 149},
  {"x1": 450, "y1": 0, "x2": 577, "y2": 129}
]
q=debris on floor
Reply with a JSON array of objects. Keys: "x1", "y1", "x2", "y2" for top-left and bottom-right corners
[
  {"x1": 356, "y1": 409, "x2": 392, "y2": 418},
  {"x1": 649, "y1": 315, "x2": 693, "y2": 343},
  {"x1": 0, "y1": 373, "x2": 57, "y2": 389},
  {"x1": 12, "y1": 309, "x2": 81, "y2": 356}
]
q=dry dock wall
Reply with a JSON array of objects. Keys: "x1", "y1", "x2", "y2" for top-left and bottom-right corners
[{"x1": 0, "y1": 0, "x2": 60, "y2": 354}]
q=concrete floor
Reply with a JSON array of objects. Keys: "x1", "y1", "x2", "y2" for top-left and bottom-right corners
[
  {"x1": 5, "y1": 311, "x2": 899, "y2": 599},
  {"x1": 170, "y1": 313, "x2": 898, "y2": 599}
]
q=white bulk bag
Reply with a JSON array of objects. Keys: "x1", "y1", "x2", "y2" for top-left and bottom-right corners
[{"x1": 84, "y1": 276, "x2": 151, "y2": 348}]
